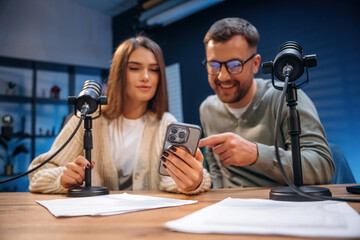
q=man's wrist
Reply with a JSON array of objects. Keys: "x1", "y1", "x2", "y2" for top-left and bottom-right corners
[{"x1": 249, "y1": 142, "x2": 259, "y2": 166}]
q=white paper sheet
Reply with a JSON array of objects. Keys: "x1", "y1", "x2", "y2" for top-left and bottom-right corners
[
  {"x1": 36, "y1": 193, "x2": 197, "y2": 217},
  {"x1": 166, "y1": 198, "x2": 360, "y2": 238}
]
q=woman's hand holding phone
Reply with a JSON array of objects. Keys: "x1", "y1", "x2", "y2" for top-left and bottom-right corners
[{"x1": 160, "y1": 146, "x2": 204, "y2": 192}]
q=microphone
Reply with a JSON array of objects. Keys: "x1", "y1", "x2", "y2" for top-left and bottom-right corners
[
  {"x1": 67, "y1": 80, "x2": 109, "y2": 197},
  {"x1": 262, "y1": 41, "x2": 334, "y2": 202},
  {"x1": 68, "y1": 80, "x2": 107, "y2": 116},
  {"x1": 262, "y1": 41, "x2": 317, "y2": 83}
]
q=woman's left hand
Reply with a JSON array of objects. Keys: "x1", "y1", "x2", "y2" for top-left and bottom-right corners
[{"x1": 161, "y1": 146, "x2": 204, "y2": 192}]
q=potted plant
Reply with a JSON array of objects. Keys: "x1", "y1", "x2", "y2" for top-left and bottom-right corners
[
  {"x1": 0, "y1": 133, "x2": 29, "y2": 176},
  {"x1": 5, "y1": 81, "x2": 17, "y2": 95}
]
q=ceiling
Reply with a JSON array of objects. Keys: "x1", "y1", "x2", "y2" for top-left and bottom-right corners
[
  {"x1": 72, "y1": 0, "x2": 137, "y2": 17},
  {"x1": 73, "y1": 0, "x2": 224, "y2": 26}
]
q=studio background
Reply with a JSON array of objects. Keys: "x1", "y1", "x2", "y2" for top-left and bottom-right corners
[
  {"x1": 114, "y1": 0, "x2": 360, "y2": 182},
  {"x1": 0, "y1": 0, "x2": 359, "y2": 191}
]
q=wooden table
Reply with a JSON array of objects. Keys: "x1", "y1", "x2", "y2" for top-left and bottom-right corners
[{"x1": 0, "y1": 184, "x2": 359, "y2": 240}]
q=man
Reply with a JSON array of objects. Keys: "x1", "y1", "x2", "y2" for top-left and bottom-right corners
[{"x1": 198, "y1": 18, "x2": 334, "y2": 188}]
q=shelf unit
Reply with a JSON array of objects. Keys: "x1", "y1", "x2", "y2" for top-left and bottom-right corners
[{"x1": 0, "y1": 56, "x2": 108, "y2": 186}]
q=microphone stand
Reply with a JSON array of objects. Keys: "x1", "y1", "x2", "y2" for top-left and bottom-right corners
[
  {"x1": 67, "y1": 80, "x2": 109, "y2": 197},
  {"x1": 67, "y1": 116, "x2": 109, "y2": 197},
  {"x1": 286, "y1": 83, "x2": 303, "y2": 186},
  {"x1": 269, "y1": 73, "x2": 331, "y2": 201}
]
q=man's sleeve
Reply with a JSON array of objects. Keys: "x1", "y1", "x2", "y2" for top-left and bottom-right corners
[
  {"x1": 200, "y1": 103, "x2": 223, "y2": 188},
  {"x1": 251, "y1": 90, "x2": 335, "y2": 185}
]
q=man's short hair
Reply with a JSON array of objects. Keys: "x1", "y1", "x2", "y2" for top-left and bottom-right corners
[{"x1": 204, "y1": 18, "x2": 260, "y2": 48}]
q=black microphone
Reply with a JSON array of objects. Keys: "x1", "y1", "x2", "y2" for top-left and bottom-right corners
[
  {"x1": 262, "y1": 41, "x2": 317, "y2": 83},
  {"x1": 273, "y1": 41, "x2": 305, "y2": 81},
  {"x1": 67, "y1": 80, "x2": 109, "y2": 197},
  {"x1": 68, "y1": 80, "x2": 107, "y2": 116}
]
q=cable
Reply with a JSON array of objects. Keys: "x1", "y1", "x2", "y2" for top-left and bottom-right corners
[
  {"x1": 274, "y1": 74, "x2": 360, "y2": 202},
  {"x1": 0, "y1": 114, "x2": 85, "y2": 185}
]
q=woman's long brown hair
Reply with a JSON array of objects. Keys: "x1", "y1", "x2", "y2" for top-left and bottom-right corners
[{"x1": 103, "y1": 36, "x2": 169, "y2": 120}]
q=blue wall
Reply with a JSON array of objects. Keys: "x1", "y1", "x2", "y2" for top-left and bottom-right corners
[{"x1": 114, "y1": 0, "x2": 360, "y2": 182}]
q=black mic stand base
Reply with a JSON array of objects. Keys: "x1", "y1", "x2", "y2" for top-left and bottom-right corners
[
  {"x1": 67, "y1": 186, "x2": 109, "y2": 197},
  {"x1": 270, "y1": 186, "x2": 331, "y2": 201},
  {"x1": 346, "y1": 185, "x2": 360, "y2": 194}
]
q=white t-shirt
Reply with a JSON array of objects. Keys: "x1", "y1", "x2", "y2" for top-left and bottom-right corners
[
  {"x1": 108, "y1": 116, "x2": 145, "y2": 189},
  {"x1": 225, "y1": 102, "x2": 251, "y2": 119}
]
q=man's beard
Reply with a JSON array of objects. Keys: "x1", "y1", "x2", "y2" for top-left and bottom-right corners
[{"x1": 213, "y1": 80, "x2": 250, "y2": 104}]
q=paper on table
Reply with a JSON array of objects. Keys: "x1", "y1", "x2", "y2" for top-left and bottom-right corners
[
  {"x1": 36, "y1": 193, "x2": 197, "y2": 217},
  {"x1": 166, "y1": 198, "x2": 360, "y2": 238}
]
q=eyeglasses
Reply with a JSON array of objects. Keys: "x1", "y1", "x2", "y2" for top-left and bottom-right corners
[{"x1": 202, "y1": 54, "x2": 256, "y2": 75}]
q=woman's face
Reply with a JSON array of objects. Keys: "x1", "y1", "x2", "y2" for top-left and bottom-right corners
[{"x1": 125, "y1": 47, "x2": 160, "y2": 105}]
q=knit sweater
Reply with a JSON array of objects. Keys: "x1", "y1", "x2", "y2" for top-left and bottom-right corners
[
  {"x1": 28, "y1": 111, "x2": 211, "y2": 194},
  {"x1": 200, "y1": 78, "x2": 334, "y2": 188}
]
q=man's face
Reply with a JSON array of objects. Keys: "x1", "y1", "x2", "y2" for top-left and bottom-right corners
[{"x1": 205, "y1": 35, "x2": 261, "y2": 108}]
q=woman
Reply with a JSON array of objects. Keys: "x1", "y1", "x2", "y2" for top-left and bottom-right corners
[{"x1": 28, "y1": 36, "x2": 211, "y2": 194}]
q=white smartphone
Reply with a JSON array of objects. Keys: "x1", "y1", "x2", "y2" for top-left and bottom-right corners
[{"x1": 158, "y1": 122, "x2": 202, "y2": 176}]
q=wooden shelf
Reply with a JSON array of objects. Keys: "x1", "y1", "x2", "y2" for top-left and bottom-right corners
[
  {"x1": 36, "y1": 98, "x2": 68, "y2": 105},
  {"x1": 35, "y1": 135, "x2": 56, "y2": 138},
  {"x1": 0, "y1": 95, "x2": 32, "y2": 103},
  {"x1": 0, "y1": 95, "x2": 68, "y2": 105}
]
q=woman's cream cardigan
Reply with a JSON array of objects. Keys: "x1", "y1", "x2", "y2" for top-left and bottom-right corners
[{"x1": 28, "y1": 111, "x2": 210, "y2": 194}]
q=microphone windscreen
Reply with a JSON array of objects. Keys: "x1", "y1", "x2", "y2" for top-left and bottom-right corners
[
  {"x1": 76, "y1": 80, "x2": 102, "y2": 114},
  {"x1": 273, "y1": 41, "x2": 304, "y2": 82}
]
